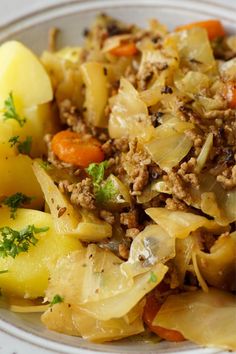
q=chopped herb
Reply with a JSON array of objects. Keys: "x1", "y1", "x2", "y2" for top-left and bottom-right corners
[
  {"x1": 0, "y1": 270, "x2": 8, "y2": 274},
  {"x1": 161, "y1": 86, "x2": 173, "y2": 94},
  {"x1": 39, "y1": 160, "x2": 52, "y2": 170},
  {"x1": 86, "y1": 161, "x2": 108, "y2": 188},
  {"x1": 50, "y1": 294, "x2": 64, "y2": 306},
  {"x1": 8, "y1": 135, "x2": 20, "y2": 147},
  {"x1": 149, "y1": 271, "x2": 157, "y2": 283},
  {"x1": 0, "y1": 225, "x2": 49, "y2": 258},
  {"x1": 8, "y1": 136, "x2": 32, "y2": 155},
  {"x1": 86, "y1": 161, "x2": 117, "y2": 203},
  {"x1": 3, "y1": 193, "x2": 33, "y2": 219},
  {"x1": 3, "y1": 92, "x2": 26, "y2": 127},
  {"x1": 17, "y1": 136, "x2": 32, "y2": 154},
  {"x1": 96, "y1": 179, "x2": 117, "y2": 203}
]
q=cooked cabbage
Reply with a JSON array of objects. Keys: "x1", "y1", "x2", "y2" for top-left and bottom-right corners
[
  {"x1": 33, "y1": 161, "x2": 112, "y2": 240},
  {"x1": 154, "y1": 288, "x2": 236, "y2": 350},
  {"x1": 121, "y1": 225, "x2": 175, "y2": 277},
  {"x1": 145, "y1": 208, "x2": 224, "y2": 239}
]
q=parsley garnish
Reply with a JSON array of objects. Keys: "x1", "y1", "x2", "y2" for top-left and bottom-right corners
[
  {"x1": 9, "y1": 135, "x2": 20, "y2": 147},
  {"x1": 50, "y1": 294, "x2": 64, "y2": 306},
  {"x1": 3, "y1": 92, "x2": 26, "y2": 127},
  {"x1": 8, "y1": 136, "x2": 32, "y2": 155},
  {"x1": 86, "y1": 161, "x2": 117, "y2": 203},
  {"x1": 149, "y1": 271, "x2": 157, "y2": 283},
  {"x1": 39, "y1": 160, "x2": 52, "y2": 170},
  {"x1": 3, "y1": 193, "x2": 33, "y2": 219},
  {"x1": 0, "y1": 270, "x2": 8, "y2": 274},
  {"x1": 96, "y1": 179, "x2": 117, "y2": 203},
  {"x1": 86, "y1": 161, "x2": 108, "y2": 188},
  {"x1": 0, "y1": 225, "x2": 49, "y2": 258}
]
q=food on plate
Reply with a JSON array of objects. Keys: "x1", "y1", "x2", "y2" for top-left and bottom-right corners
[{"x1": 0, "y1": 14, "x2": 235, "y2": 350}]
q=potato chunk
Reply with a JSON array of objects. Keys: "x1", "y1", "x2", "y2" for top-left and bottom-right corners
[
  {"x1": 0, "y1": 207, "x2": 81, "y2": 298},
  {"x1": 0, "y1": 155, "x2": 44, "y2": 209},
  {"x1": 0, "y1": 41, "x2": 52, "y2": 109}
]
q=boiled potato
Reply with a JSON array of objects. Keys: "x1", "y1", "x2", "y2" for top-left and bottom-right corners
[
  {"x1": 0, "y1": 103, "x2": 57, "y2": 158},
  {"x1": 0, "y1": 41, "x2": 52, "y2": 109},
  {"x1": 81, "y1": 62, "x2": 108, "y2": 128},
  {"x1": 0, "y1": 207, "x2": 81, "y2": 298},
  {"x1": 0, "y1": 155, "x2": 44, "y2": 209},
  {"x1": 0, "y1": 122, "x2": 17, "y2": 157}
]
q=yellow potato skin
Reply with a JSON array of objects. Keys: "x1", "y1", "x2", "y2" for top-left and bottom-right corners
[{"x1": 0, "y1": 208, "x2": 81, "y2": 298}]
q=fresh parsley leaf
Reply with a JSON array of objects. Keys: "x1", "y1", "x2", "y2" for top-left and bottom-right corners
[
  {"x1": 39, "y1": 160, "x2": 52, "y2": 170},
  {"x1": 0, "y1": 225, "x2": 49, "y2": 258},
  {"x1": 86, "y1": 161, "x2": 108, "y2": 188},
  {"x1": 8, "y1": 135, "x2": 20, "y2": 147},
  {"x1": 8, "y1": 136, "x2": 32, "y2": 155},
  {"x1": 149, "y1": 271, "x2": 157, "y2": 283},
  {"x1": 0, "y1": 270, "x2": 8, "y2": 274},
  {"x1": 86, "y1": 161, "x2": 117, "y2": 203},
  {"x1": 3, "y1": 193, "x2": 33, "y2": 219},
  {"x1": 3, "y1": 92, "x2": 26, "y2": 127},
  {"x1": 96, "y1": 179, "x2": 117, "y2": 203},
  {"x1": 18, "y1": 136, "x2": 32, "y2": 154},
  {"x1": 50, "y1": 294, "x2": 64, "y2": 306}
]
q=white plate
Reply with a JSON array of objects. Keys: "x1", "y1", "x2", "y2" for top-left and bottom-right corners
[{"x1": 0, "y1": 1, "x2": 236, "y2": 353}]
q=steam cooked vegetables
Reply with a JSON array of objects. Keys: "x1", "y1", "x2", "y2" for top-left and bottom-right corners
[{"x1": 0, "y1": 13, "x2": 235, "y2": 350}]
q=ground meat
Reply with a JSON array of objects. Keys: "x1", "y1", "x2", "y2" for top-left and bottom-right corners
[
  {"x1": 177, "y1": 158, "x2": 199, "y2": 188},
  {"x1": 122, "y1": 139, "x2": 151, "y2": 194},
  {"x1": 59, "y1": 99, "x2": 88, "y2": 135},
  {"x1": 113, "y1": 137, "x2": 129, "y2": 153},
  {"x1": 101, "y1": 137, "x2": 129, "y2": 158},
  {"x1": 120, "y1": 209, "x2": 139, "y2": 229},
  {"x1": 217, "y1": 165, "x2": 236, "y2": 189},
  {"x1": 61, "y1": 178, "x2": 96, "y2": 210},
  {"x1": 99, "y1": 210, "x2": 115, "y2": 225},
  {"x1": 125, "y1": 228, "x2": 140, "y2": 239},
  {"x1": 165, "y1": 197, "x2": 189, "y2": 211},
  {"x1": 164, "y1": 172, "x2": 190, "y2": 203}
]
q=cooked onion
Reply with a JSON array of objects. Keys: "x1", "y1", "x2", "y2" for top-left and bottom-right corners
[{"x1": 121, "y1": 225, "x2": 175, "y2": 277}]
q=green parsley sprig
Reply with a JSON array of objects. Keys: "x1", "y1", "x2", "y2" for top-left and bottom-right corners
[
  {"x1": 0, "y1": 225, "x2": 49, "y2": 258},
  {"x1": 50, "y1": 294, "x2": 64, "y2": 306},
  {"x1": 86, "y1": 161, "x2": 117, "y2": 203},
  {"x1": 9, "y1": 136, "x2": 32, "y2": 155},
  {"x1": 149, "y1": 271, "x2": 158, "y2": 283},
  {"x1": 3, "y1": 193, "x2": 33, "y2": 219},
  {"x1": 3, "y1": 92, "x2": 26, "y2": 127}
]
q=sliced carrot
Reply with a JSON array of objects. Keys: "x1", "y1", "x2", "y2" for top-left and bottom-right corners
[
  {"x1": 109, "y1": 42, "x2": 138, "y2": 57},
  {"x1": 143, "y1": 292, "x2": 185, "y2": 342},
  {"x1": 176, "y1": 19, "x2": 225, "y2": 40},
  {"x1": 223, "y1": 81, "x2": 236, "y2": 108},
  {"x1": 51, "y1": 130, "x2": 104, "y2": 168}
]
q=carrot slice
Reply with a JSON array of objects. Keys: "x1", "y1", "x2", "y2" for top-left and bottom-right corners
[
  {"x1": 109, "y1": 42, "x2": 138, "y2": 57},
  {"x1": 143, "y1": 292, "x2": 185, "y2": 342},
  {"x1": 176, "y1": 19, "x2": 225, "y2": 40},
  {"x1": 223, "y1": 82, "x2": 236, "y2": 108},
  {"x1": 51, "y1": 130, "x2": 104, "y2": 168}
]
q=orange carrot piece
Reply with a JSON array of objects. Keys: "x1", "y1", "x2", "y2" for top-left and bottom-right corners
[
  {"x1": 224, "y1": 82, "x2": 236, "y2": 108},
  {"x1": 143, "y1": 293, "x2": 185, "y2": 342},
  {"x1": 109, "y1": 42, "x2": 138, "y2": 57},
  {"x1": 176, "y1": 19, "x2": 225, "y2": 40},
  {"x1": 51, "y1": 130, "x2": 104, "y2": 168}
]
